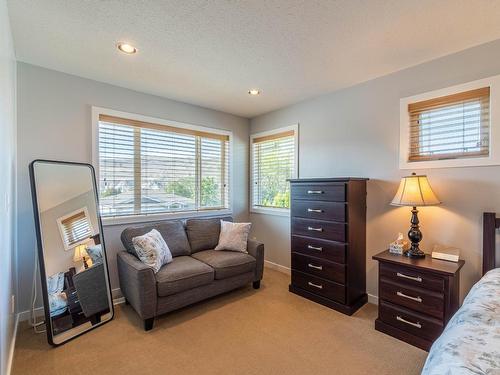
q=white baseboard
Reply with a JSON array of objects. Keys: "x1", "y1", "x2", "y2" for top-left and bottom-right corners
[
  {"x1": 264, "y1": 260, "x2": 291, "y2": 275},
  {"x1": 6, "y1": 313, "x2": 19, "y2": 375},
  {"x1": 367, "y1": 293, "x2": 378, "y2": 305},
  {"x1": 17, "y1": 306, "x2": 44, "y2": 322}
]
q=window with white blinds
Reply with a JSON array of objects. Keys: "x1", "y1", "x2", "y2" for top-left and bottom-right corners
[
  {"x1": 251, "y1": 127, "x2": 297, "y2": 211},
  {"x1": 58, "y1": 208, "x2": 93, "y2": 249},
  {"x1": 408, "y1": 87, "x2": 490, "y2": 162},
  {"x1": 97, "y1": 114, "x2": 230, "y2": 218}
]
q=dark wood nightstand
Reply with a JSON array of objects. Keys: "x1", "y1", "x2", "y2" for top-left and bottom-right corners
[{"x1": 372, "y1": 250, "x2": 464, "y2": 351}]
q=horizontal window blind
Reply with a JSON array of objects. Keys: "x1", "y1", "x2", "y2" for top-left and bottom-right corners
[
  {"x1": 252, "y1": 130, "x2": 295, "y2": 209},
  {"x1": 408, "y1": 87, "x2": 490, "y2": 162},
  {"x1": 60, "y1": 210, "x2": 92, "y2": 247},
  {"x1": 98, "y1": 115, "x2": 230, "y2": 217}
]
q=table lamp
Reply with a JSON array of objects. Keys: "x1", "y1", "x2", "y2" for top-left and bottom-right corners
[
  {"x1": 74, "y1": 244, "x2": 90, "y2": 269},
  {"x1": 391, "y1": 173, "x2": 441, "y2": 258}
]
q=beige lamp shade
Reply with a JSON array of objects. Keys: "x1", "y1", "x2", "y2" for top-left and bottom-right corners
[
  {"x1": 73, "y1": 244, "x2": 89, "y2": 262},
  {"x1": 391, "y1": 174, "x2": 441, "y2": 207}
]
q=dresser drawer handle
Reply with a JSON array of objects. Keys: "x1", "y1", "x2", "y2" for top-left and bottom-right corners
[
  {"x1": 307, "y1": 226, "x2": 323, "y2": 232},
  {"x1": 307, "y1": 208, "x2": 324, "y2": 213},
  {"x1": 396, "y1": 315, "x2": 422, "y2": 329},
  {"x1": 308, "y1": 281, "x2": 323, "y2": 289},
  {"x1": 307, "y1": 245, "x2": 323, "y2": 251},
  {"x1": 396, "y1": 272, "x2": 422, "y2": 282},
  {"x1": 396, "y1": 291, "x2": 422, "y2": 303},
  {"x1": 307, "y1": 190, "x2": 324, "y2": 194},
  {"x1": 308, "y1": 263, "x2": 323, "y2": 270}
]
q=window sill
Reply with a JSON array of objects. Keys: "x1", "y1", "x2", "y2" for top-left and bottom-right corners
[
  {"x1": 399, "y1": 155, "x2": 500, "y2": 169},
  {"x1": 250, "y1": 207, "x2": 290, "y2": 217},
  {"x1": 101, "y1": 209, "x2": 233, "y2": 227}
]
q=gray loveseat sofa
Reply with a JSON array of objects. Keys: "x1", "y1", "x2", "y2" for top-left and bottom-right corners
[{"x1": 117, "y1": 217, "x2": 264, "y2": 331}]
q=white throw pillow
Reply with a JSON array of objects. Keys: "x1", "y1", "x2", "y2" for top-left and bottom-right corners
[
  {"x1": 132, "y1": 229, "x2": 173, "y2": 273},
  {"x1": 215, "y1": 220, "x2": 252, "y2": 253}
]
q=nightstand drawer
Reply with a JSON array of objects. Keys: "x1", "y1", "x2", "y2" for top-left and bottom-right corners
[
  {"x1": 292, "y1": 253, "x2": 345, "y2": 284},
  {"x1": 291, "y1": 235, "x2": 346, "y2": 263},
  {"x1": 380, "y1": 278, "x2": 444, "y2": 319},
  {"x1": 379, "y1": 301, "x2": 443, "y2": 342},
  {"x1": 380, "y1": 263, "x2": 445, "y2": 292},
  {"x1": 290, "y1": 183, "x2": 345, "y2": 202},
  {"x1": 292, "y1": 217, "x2": 346, "y2": 242},
  {"x1": 291, "y1": 200, "x2": 346, "y2": 222},
  {"x1": 291, "y1": 270, "x2": 345, "y2": 304}
]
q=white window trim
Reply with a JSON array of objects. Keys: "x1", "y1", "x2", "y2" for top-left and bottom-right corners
[
  {"x1": 91, "y1": 106, "x2": 233, "y2": 226},
  {"x1": 250, "y1": 124, "x2": 299, "y2": 216},
  {"x1": 57, "y1": 206, "x2": 94, "y2": 251},
  {"x1": 399, "y1": 74, "x2": 500, "y2": 169}
]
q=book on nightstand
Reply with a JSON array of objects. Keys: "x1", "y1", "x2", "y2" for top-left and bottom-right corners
[{"x1": 431, "y1": 245, "x2": 460, "y2": 262}]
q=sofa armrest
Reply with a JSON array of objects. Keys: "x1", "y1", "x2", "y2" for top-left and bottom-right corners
[
  {"x1": 117, "y1": 251, "x2": 157, "y2": 319},
  {"x1": 247, "y1": 239, "x2": 264, "y2": 282}
]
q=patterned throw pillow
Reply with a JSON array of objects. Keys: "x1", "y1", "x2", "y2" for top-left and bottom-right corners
[
  {"x1": 132, "y1": 229, "x2": 173, "y2": 273},
  {"x1": 86, "y1": 244, "x2": 103, "y2": 265},
  {"x1": 215, "y1": 220, "x2": 252, "y2": 253}
]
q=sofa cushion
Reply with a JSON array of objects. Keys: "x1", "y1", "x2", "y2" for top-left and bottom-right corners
[
  {"x1": 185, "y1": 216, "x2": 232, "y2": 253},
  {"x1": 155, "y1": 256, "x2": 214, "y2": 297},
  {"x1": 192, "y1": 250, "x2": 256, "y2": 280},
  {"x1": 121, "y1": 220, "x2": 191, "y2": 258}
]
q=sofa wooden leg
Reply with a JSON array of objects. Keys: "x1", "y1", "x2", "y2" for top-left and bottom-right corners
[
  {"x1": 253, "y1": 280, "x2": 261, "y2": 289},
  {"x1": 144, "y1": 318, "x2": 154, "y2": 331},
  {"x1": 124, "y1": 298, "x2": 130, "y2": 305}
]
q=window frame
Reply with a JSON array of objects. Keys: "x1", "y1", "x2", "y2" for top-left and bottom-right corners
[
  {"x1": 250, "y1": 124, "x2": 299, "y2": 217},
  {"x1": 57, "y1": 206, "x2": 94, "y2": 251},
  {"x1": 92, "y1": 107, "x2": 233, "y2": 226},
  {"x1": 399, "y1": 74, "x2": 500, "y2": 169}
]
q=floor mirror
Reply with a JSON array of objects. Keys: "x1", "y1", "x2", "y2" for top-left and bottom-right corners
[{"x1": 29, "y1": 160, "x2": 114, "y2": 345}]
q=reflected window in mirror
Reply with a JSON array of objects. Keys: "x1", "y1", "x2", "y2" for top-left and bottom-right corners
[{"x1": 57, "y1": 207, "x2": 94, "y2": 250}]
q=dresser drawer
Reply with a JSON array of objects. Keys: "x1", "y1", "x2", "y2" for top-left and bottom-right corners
[
  {"x1": 380, "y1": 278, "x2": 444, "y2": 319},
  {"x1": 291, "y1": 200, "x2": 346, "y2": 222},
  {"x1": 292, "y1": 253, "x2": 345, "y2": 284},
  {"x1": 292, "y1": 270, "x2": 346, "y2": 304},
  {"x1": 379, "y1": 301, "x2": 443, "y2": 342},
  {"x1": 291, "y1": 235, "x2": 346, "y2": 264},
  {"x1": 291, "y1": 183, "x2": 345, "y2": 202},
  {"x1": 380, "y1": 263, "x2": 445, "y2": 292},
  {"x1": 292, "y1": 217, "x2": 346, "y2": 242}
]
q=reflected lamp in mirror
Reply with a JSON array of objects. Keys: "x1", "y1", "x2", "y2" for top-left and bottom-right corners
[
  {"x1": 391, "y1": 173, "x2": 441, "y2": 258},
  {"x1": 74, "y1": 244, "x2": 90, "y2": 269}
]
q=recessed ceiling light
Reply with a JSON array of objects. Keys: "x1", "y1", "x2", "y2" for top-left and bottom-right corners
[
  {"x1": 248, "y1": 89, "x2": 260, "y2": 96},
  {"x1": 117, "y1": 42, "x2": 137, "y2": 54}
]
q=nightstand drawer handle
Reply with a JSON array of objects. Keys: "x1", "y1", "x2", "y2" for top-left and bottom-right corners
[
  {"x1": 307, "y1": 245, "x2": 323, "y2": 251},
  {"x1": 397, "y1": 291, "x2": 422, "y2": 303},
  {"x1": 308, "y1": 281, "x2": 323, "y2": 289},
  {"x1": 307, "y1": 190, "x2": 324, "y2": 194},
  {"x1": 396, "y1": 272, "x2": 422, "y2": 282},
  {"x1": 308, "y1": 263, "x2": 323, "y2": 270},
  {"x1": 307, "y1": 208, "x2": 324, "y2": 213},
  {"x1": 307, "y1": 226, "x2": 323, "y2": 232},
  {"x1": 396, "y1": 315, "x2": 422, "y2": 329}
]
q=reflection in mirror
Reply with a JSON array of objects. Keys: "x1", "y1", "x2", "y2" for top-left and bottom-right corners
[{"x1": 30, "y1": 160, "x2": 113, "y2": 345}]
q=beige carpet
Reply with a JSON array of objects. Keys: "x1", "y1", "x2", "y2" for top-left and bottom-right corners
[{"x1": 13, "y1": 269, "x2": 427, "y2": 375}]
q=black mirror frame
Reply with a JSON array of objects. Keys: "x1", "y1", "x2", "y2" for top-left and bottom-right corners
[{"x1": 29, "y1": 159, "x2": 114, "y2": 346}]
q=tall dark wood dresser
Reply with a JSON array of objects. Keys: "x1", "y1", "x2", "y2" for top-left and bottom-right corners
[{"x1": 289, "y1": 178, "x2": 368, "y2": 315}]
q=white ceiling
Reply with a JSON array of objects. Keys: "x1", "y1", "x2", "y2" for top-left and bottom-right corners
[
  {"x1": 8, "y1": 0, "x2": 500, "y2": 118},
  {"x1": 34, "y1": 162, "x2": 94, "y2": 212}
]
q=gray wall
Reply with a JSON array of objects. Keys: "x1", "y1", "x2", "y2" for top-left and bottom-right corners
[
  {"x1": 17, "y1": 62, "x2": 249, "y2": 313},
  {"x1": 0, "y1": 0, "x2": 16, "y2": 373},
  {"x1": 250, "y1": 39, "x2": 500, "y2": 303},
  {"x1": 40, "y1": 191, "x2": 98, "y2": 277}
]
